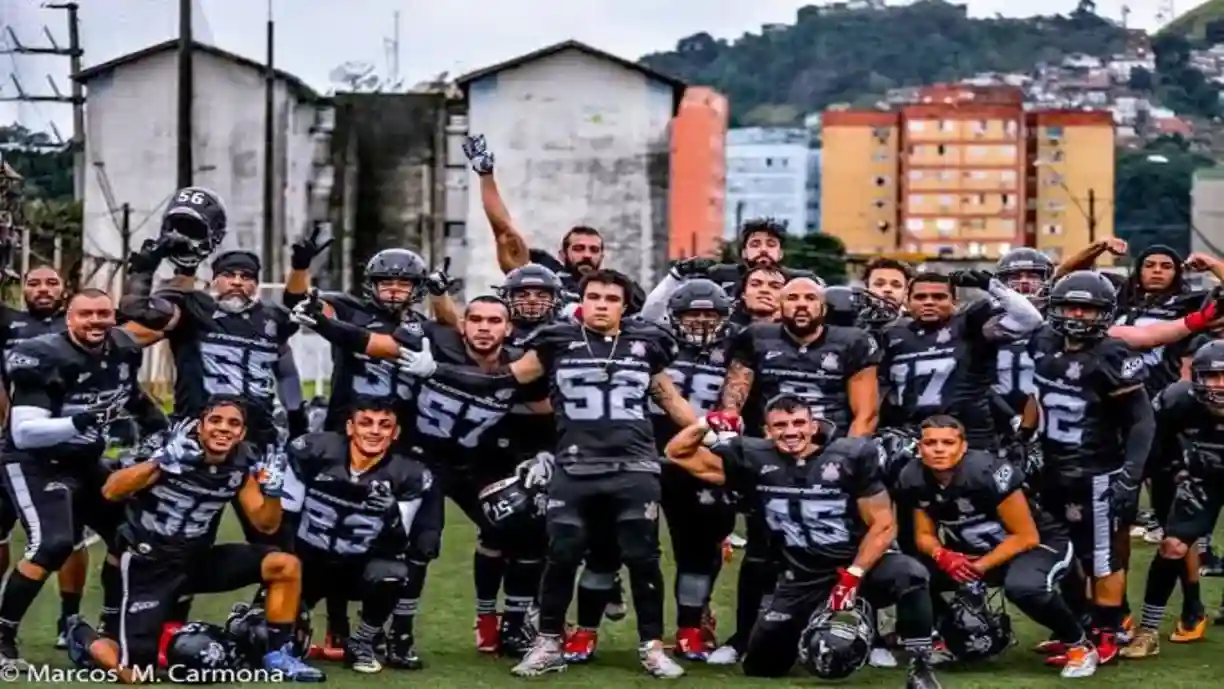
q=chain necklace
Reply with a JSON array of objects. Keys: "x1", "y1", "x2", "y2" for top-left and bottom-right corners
[{"x1": 581, "y1": 325, "x2": 621, "y2": 381}]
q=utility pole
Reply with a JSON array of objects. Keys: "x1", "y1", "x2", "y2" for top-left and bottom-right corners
[
  {"x1": 1087, "y1": 188, "x2": 1097, "y2": 244},
  {"x1": 262, "y1": 0, "x2": 276, "y2": 281},
  {"x1": 0, "y1": 3, "x2": 84, "y2": 197},
  {"x1": 177, "y1": 0, "x2": 194, "y2": 189},
  {"x1": 119, "y1": 202, "x2": 131, "y2": 288}
]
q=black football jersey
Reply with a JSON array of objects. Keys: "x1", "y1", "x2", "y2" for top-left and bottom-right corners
[
  {"x1": 290, "y1": 431, "x2": 433, "y2": 557},
  {"x1": 3, "y1": 329, "x2": 143, "y2": 464},
  {"x1": 525, "y1": 320, "x2": 676, "y2": 474},
  {"x1": 1029, "y1": 326, "x2": 1148, "y2": 479},
  {"x1": 994, "y1": 336, "x2": 1036, "y2": 415},
  {"x1": 895, "y1": 449, "x2": 1066, "y2": 556},
  {"x1": 525, "y1": 250, "x2": 645, "y2": 314},
  {"x1": 651, "y1": 333, "x2": 735, "y2": 452},
  {"x1": 0, "y1": 307, "x2": 66, "y2": 383},
  {"x1": 119, "y1": 447, "x2": 252, "y2": 555},
  {"x1": 729, "y1": 323, "x2": 880, "y2": 437},
  {"x1": 880, "y1": 301, "x2": 1014, "y2": 448},
  {"x1": 161, "y1": 291, "x2": 296, "y2": 429},
  {"x1": 1154, "y1": 380, "x2": 1224, "y2": 477},
  {"x1": 1115, "y1": 291, "x2": 1204, "y2": 396},
  {"x1": 404, "y1": 336, "x2": 546, "y2": 470},
  {"x1": 713, "y1": 435, "x2": 886, "y2": 572}
]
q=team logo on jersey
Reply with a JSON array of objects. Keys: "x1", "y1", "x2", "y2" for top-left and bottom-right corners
[
  {"x1": 1065, "y1": 361, "x2": 1082, "y2": 381},
  {"x1": 291, "y1": 436, "x2": 307, "y2": 451},
  {"x1": 820, "y1": 353, "x2": 840, "y2": 372},
  {"x1": 402, "y1": 321, "x2": 424, "y2": 337},
  {"x1": 630, "y1": 341, "x2": 647, "y2": 358},
  {"x1": 228, "y1": 471, "x2": 244, "y2": 489},
  {"x1": 119, "y1": 363, "x2": 130, "y2": 382},
  {"x1": 708, "y1": 348, "x2": 725, "y2": 365},
  {"x1": 821, "y1": 463, "x2": 840, "y2": 482},
  {"x1": 5, "y1": 351, "x2": 37, "y2": 370},
  {"x1": 956, "y1": 497, "x2": 974, "y2": 514},
  {"x1": 643, "y1": 501, "x2": 659, "y2": 521},
  {"x1": 993, "y1": 464, "x2": 1014, "y2": 493},
  {"x1": 936, "y1": 328, "x2": 951, "y2": 344},
  {"x1": 697, "y1": 489, "x2": 716, "y2": 505},
  {"x1": 1065, "y1": 503, "x2": 1082, "y2": 523},
  {"x1": 265, "y1": 320, "x2": 277, "y2": 338},
  {"x1": 1120, "y1": 357, "x2": 1143, "y2": 380}
]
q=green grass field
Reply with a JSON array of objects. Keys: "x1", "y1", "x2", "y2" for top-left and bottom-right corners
[{"x1": 10, "y1": 506, "x2": 1224, "y2": 687}]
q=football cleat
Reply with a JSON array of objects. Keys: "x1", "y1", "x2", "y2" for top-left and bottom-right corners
[
  {"x1": 563, "y1": 628, "x2": 598, "y2": 663},
  {"x1": 1170, "y1": 613, "x2": 1207, "y2": 643},
  {"x1": 475, "y1": 613, "x2": 500, "y2": 654},
  {"x1": 674, "y1": 627, "x2": 707, "y2": 661},
  {"x1": 1120, "y1": 628, "x2": 1160, "y2": 659},
  {"x1": 1060, "y1": 642, "x2": 1099, "y2": 678}
]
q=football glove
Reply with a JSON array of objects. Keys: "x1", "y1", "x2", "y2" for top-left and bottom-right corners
[
  {"x1": 151, "y1": 419, "x2": 202, "y2": 475},
  {"x1": 516, "y1": 452, "x2": 555, "y2": 490},
  {"x1": 827, "y1": 567, "x2": 862, "y2": 611},
  {"x1": 669, "y1": 257, "x2": 716, "y2": 280},
  {"x1": 289, "y1": 288, "x2": 327, "y2": 328},
  {"x1": 949, "y1": 269, "x2": 994, "y2": 290},
  {"x1": 290, "y1": 221, "x2": 333, "y2": 271},
  {"x1": 933, "y1": 548, "x2": 981, "y2": 583},
  {"x1": 70, "y1": 395, "x2": 131, "y2": 433},
  {"x1": 424, "y1": 257, "x2": 461, "y2": 297},
  {"x1": 396, "y1": 338, "x2": 438, "y2": 378},
  {"x1": 461, "y1": 134, "x2": 496, "y2": 175},
  {"x1": 363, "y1": 481, "x2": 398, "y2": 513},
  {"x1": 1108, "y1": 472, "x2": 1141, "y2": 524},
  {"x1": 255, "y1": 445, "x2": 289, "y2": 498}
]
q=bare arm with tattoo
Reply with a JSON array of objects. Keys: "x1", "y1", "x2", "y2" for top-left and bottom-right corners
[
  {"x1": 720, "y1": 360, "x2": 754, "y2": 413},
  {"x1": 650, "y1": 372, "x2": 697, "y2": 428}
]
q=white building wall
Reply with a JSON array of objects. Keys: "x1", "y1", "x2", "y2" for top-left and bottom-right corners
[
  {"x1": 724, "y1": 127, "x2": 810, "y2": 238},
  {"x1": 463, "y1": 48, "x2": 674, "y2": 300}
]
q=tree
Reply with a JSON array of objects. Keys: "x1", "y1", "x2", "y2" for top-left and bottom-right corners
[
  {"x1": 1113, "y1": 138, "x2": 1215, "y2": 258},
  {"x1": 1128, "y1": 66, "x2": 1154, "y2": 91},
  {"x1": 783, "y1": 233, "x2": 849, "y2": 285},
  {"x1": 0, "y1": 124, "x2": 72, "y2": 200}
]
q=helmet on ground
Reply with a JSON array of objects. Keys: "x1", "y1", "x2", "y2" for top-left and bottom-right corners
[
  {"x1": 939, "y1": 583, "x2": 1014, "y2": 661},
  {"x1": 797, "y1": 598, "x2": 873, "y2": 679},
  {"x1": 166, "y1": 622, "x2": 239, "y2": 674}
]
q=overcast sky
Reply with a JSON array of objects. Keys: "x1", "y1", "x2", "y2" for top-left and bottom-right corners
[{"x1": 0, "y1": 0, "x2": 1189, "y2": 137}]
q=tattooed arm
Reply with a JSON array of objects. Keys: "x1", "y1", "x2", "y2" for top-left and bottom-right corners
[
  {"x1": 719, "y1": 360, "x2": 755, "y2": 414},
  {"x1": 650, "y1": 372, "x2": 697, "y2": 428}
]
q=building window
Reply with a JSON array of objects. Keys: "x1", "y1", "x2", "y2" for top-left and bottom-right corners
[
  {"x1": 1005, "y1": 121, "x2": 1018, "y2": 138},
  {"x1": 936, "y1": 218, "x2": 956, "y2": 232},
  {"x1": 968, "y1": 242, "x2": 984, "y2": 256},
  {"x1": 998, "y1": 145, "x2": 1016, "y2": 158},
  {"x1": 873, "y1": 198, "x2": 887, "y2": 209},
  {"x1": 909, "y1": 170, "x2": 923, "y2": 181},
  {"x1": 873, "y1": 150, "x2": 890, "y2": 162},
  {"x1": 939, "y1": 120, "x2": 954, "y2": 132},
  {"x1": 999, "y1": 220, "x2": 1016, "y2": 233},
  {"x1": 1002, "y1": 193, "x2": 1013, "y2": 208},
  {"x1": 910, "y1": 194, "x2": 926, "y2": 205},
  {"x1": 1044, "y1": 224, "x2": 1062, "y2": 235},
  {"x1": 874, "y1": 175, "x2": 889, "y2": 187},
  {"x1": 1001, "y1": 170, "x2": 1016, "y2": 183},
  {"x1": 937, "y1": 144, "x2": 947, "y2": 156},
  {"x1": 908, "y1": 120, "x2": 926, "y2": 133},
  {"x1": 907, "y1": 218, "x2": 925, "y2": 232},
  {"x1": 940, "y1": 170, "x2": 956, "y2": 182},
  {"x1": 1045, "y1": 172, "x2": 1065, "y2": 186},
  {"x1": 872, "y1": 126, "x2": 890, "y2": 140},
  {"x1": 998, "y1": 242, "x2": 1012, "y2": 254},
  {"x1": 971, "y1": 170, "x2": 987, "y2": 180},
  {"x1": 1052, "y1": 150, "x2": 1065, "y2": 162},
  {"x1": 1046, "y1": 125, "x2": 1064, "y2": 139},
  {"x1": 765, "y1": 157, "x2": 774, "y2": 167},
  {"x1": 1046, "y1": 199, "x2": 1065, "y2": 211},
  {"x1": 977, "y1": 193, "x2": 987, "y2": 205},
  {"x1": 967, "y1": 146, "x2": 982, "y2": 158},
  {"x1": 963, "y1": 218, "x2": 986, "y2": 230},
  {"x1": 938, "y1": 195, "x2": 954, "y2": 208}
]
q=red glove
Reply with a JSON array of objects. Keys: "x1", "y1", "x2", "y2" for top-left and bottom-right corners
[
  {"x1": 933, "y1": 548, "x2": 981, "y2": 583},
  {"x1": 827, "y1": 567, "x2": 862, "y2": 611},
  {"x1": 704, "y1": 411, "x2": 743, "y2": 434},
  {"x1": 1184, "y1": 299, "x2": 1219, "y2": 333}
]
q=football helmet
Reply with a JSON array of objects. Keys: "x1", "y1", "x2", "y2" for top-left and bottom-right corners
[
  {"x1": 824, "y1": 285, "x2": 899, "y2": 331},
  {"x1": 478, "y1": 475, "x2": 541, "y2": 532},
  {"x1": 939, "y1": 583, "x2": 1014, "y2": 661},
  {"x1": 668, "y1": 278, "x2": 733, "y2": 347},
  {"x1": 1191, "y1": 339, "x2": 1224, "y2": 407},
  {"x1": 162, "y1": 187, "x2": 228, "y2": 269},
  {"x1": 500, "y1": 263, "x2": 564, "y2": 324},
  {"x1": 1046, "y1": 270, "x2": 1117, "y2": 340},
  {"x1": 995, "y1": 248, "x2": 1053, "y2": 303},
  {"x1": 166, "y1": 622, "x2": 240, "y2": 672},
  {"x1": 363, "y1": 249, "x2": 428, "y2": 312},
  {"x1": 797, "y1": 598, "x2": 873, "y2": 679},
  {"x1": 224, "y1": 602, "x2": 312, "y2": 662}
]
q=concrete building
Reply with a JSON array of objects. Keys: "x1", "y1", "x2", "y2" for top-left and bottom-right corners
[
  {"x1": 1192, "y1": 167, "x2": 1224, "y2": 260},
  {"x1": 806, "y1": 148, "x2": 822, "y2": 234},
  {"x1": 669, "y1": 87, "x2": 728, "y2": 259},
  {"x1": 820, "y1": 84, "x2": 1115, "y2": 262},
  {"x1": 74, "y1": 40, "x2": 332, "y2": 292},
  {"x1": 456, "y1": 40, "x2": 685, "y2": 298},
  {"x1": 725, "y1": 127, "x2": 810, "y2": 238}
]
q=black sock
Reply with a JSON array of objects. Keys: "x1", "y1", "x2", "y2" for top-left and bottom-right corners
[
  {"x1": 60, "y1": 591, "x2": 82, "y2": 623},
  {"x1": 267, "y1": 622, "x2": 293, "y2": 652},
  {"x1": 473, "y1": 550, "x2": 506, "y2": 616},
  {"x1": 325, "y1": 596, "x2": 350, "y2": 638},
  {"x1": 0, "y1": 570, "x2": 47, "y2": 630},
  {"x1": 1094, "y1": 604, "x2": 1124, "y2": 633},
  {"x1": 503, "y1": 558, "x2": 543, "y2": 627},
  {"x1": 675, "y1": 572, "x2": 710, "y2": 629},
  {"x1": 538, "y1": 561, "x2": 580, "y2": 637},
  {"x1": 626, "y1": 561, "x2": 666, "y2": 643},
  {"x1": 390, "y1": 561, "x2": 427, "y2": 637},
  {"x1": 98, "y1": 560, "x2": 122, "y2": 635},
  {"x1": 1182, "y1": 580, "x2": 1204, "y2": 619},
  {"x1": 359, "y1": 579, "x2": 399, "y2": 632},
  {"x1": 1140, "y1": 556, "x2": 1181, "y2": 630}
]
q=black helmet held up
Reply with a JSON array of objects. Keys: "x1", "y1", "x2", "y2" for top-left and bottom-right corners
[
  {"x1": 363, "y1": 249, "x2": 428, "y2": 313},
  {"x1": 1191, "y1": 339, "x2": 1224, "y2": 407},
  {"x1": 667, "y1": 278, "x2": 733, "y2": 347},
  {"x1": 500, "y1": 263, "x2": 564, "y2": 324},
  {"x1": 1046, "y1": 270, "x2": 1117, "y2": 340},
  {"x1": 824, "y1": 285, "x2": 899, "y2": 331},
  {"x1": 162, "y1": 186, "x2": 228, "y2": 269},
  {"x1": 479, "y1": 476, "x2": 543, "y2": 532}
]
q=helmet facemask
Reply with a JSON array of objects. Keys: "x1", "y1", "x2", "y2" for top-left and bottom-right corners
[
  {"x1": 1193, "y1": 366, "x2": 1224, "y2": 409},
  {"x1": 999, "y1": 268, "x2": 1050, "y2": 306},
  {"x1": 673, "y1": 309, "x2": 726, "y2": 348},
  {"x1": 367, "y1": 278, "x2": 424, "y2": 316},
  {"x1": 507, "y1": 286, "x2": 558, "y2": 324},
  {"x1": 1048, "y1": 301, "x2": 1112, "y2": 340}
]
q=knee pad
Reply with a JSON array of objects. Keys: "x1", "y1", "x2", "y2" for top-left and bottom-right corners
[
  {"x1": 887, "y1": 555, "x2": 931, "y2": 597},
  {"x1": 547, "y1": 522, "x2": 587, "y2": 568},
  {"x1": 406, "y1": 529, "x2": 442, "y2": 563},
  {"x1": 676, "y1": 573, "x2": 712, "y2": 608},
  {"x1": 578, "y1": 568, "x2": 617, "y2": 592},
  {"x1": 362, "y1": 558, "x2": 410, "y2": 585},
  {"x1": 476, "y1": 533, "x2": 505, "y2": 556},
  {"x1": 30, "y1": 536, "x2": 78, "y2": 571}
]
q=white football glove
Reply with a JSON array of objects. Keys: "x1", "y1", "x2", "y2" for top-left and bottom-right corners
[
  {"x1": 288, "y1": 294, "x2": 321, "y2": 328},
  {"x1": 516, "y1": 452, "x2": 555, "y2": 490},
  {"x1": 396, "y1": 337, "x2": 438, "y2": 378},
  {"x1": 152, "y1": 419, "x2": 202, "y2": 474}
]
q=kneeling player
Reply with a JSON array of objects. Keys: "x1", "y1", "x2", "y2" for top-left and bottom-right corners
[
  {"x1": 1124, "y1": 340, "x2": 1224, "y2": 657},
  {"x1": 665, "y1": 395, "x2": 940, "y2": 689},
  {"x1": 65, "y1": 396, "x2": 324, "y2": 682},
  {"x1": 287, "y1": 398, "x2": 437, "y2": 673},
  {"x1": 898, "y1": 415, "x2": 1089, "y2": 676}
]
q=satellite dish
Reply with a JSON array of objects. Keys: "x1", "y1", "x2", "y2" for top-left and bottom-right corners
[{"x1": 329, "y1": 61, "x2": 377, "y2": 90}]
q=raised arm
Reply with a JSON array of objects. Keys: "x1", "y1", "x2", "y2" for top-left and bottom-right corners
[
  {"x1": 463, "y1": 135, "x2": 530, "y2": 272},
  {"x1": 663, "y1": 422, "x2": 729, "y2": 485}
]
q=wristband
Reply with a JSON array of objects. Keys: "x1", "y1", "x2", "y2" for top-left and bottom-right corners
[{"x1": 846, "y1": 565, "x2": 865, "y2": 578}]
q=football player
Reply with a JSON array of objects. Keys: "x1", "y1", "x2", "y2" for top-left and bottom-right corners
[
  {"x1": 0, "y1": 265, "x2": 92, "y2": 648},
  {"x1": 731, "y1": 264, "x2": 785, "y2": 327},
  {"x1": 0, "y1": 289, "x2": 143, "y2": 668},
  {"x1": 653, "y1": 279, "x2": 737, "y2": 659},
  {"x1": 64, "y1": 396, "x2": 323, "y2": 682},
  {"x1": 286, "y1": 398, "x2": 435, "y2": 673},
  {"x1": 696, "y1": 218, "x2": 787, "y2": 295},
  {"x1": 898, "y1": 415, "x2": 1088, "y2": 676},
  {"x1": 1021, "y1": 270, "x2": 1155, "y2": 668},
  {"x1": 879, "y1": 270, "x2": 1044, "y2": 452},
  {"x1": 1122, "y1": 339, "x2": 1224, "y2": 657},
  {"x1": 664, "y1": 395, "x2": 940, "y2": 689},
  {"x1": 392, "y1": 269, "x2": 697, "y2": 678},
  {"x1": 993, "y1": 248, "x2": 1055, "y2": 417},
  {"x1": 862, "y1": 257, "x2": 913, "y2": 308}
]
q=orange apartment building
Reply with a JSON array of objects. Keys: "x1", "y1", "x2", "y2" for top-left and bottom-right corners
[
  {"x1": 820, "y1": 84, "x2": 1115, "y2": 263},
  {"x1": 670, "y1": 87, "x2": 729, "y2": 259}
]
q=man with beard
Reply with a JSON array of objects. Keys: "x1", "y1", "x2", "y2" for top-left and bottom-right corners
[
  {"x1": 714, "y1": 277, "x2": 880, "y2": 664},
  {"x1": 290, "y1": 294, "x2": 549, "y2": 663},
  {"x1": 64, "y1": 396, "x2": 323, "y2": 682},
  {"x1": 287, "y1": 398, "x2": 436, "y2": 674},
  {"x1": 878, "y1": 271, "x2": 1044, "y2": 452},
  {"x1": 0, "y1": 265, "x2": 93, "y2": 648},
  {"x1": 664, "y1": 395, "x2": 941, "y2": 689},
  {"x1": 391, "y1": 269, "x2": 697, "y2": 678},
  {"x1": 703, "y1": 218, "x2": 786, "y2": 295},
  {"x1": 0, "y1": 289, "x2": 142, "y2": 668},
  {"x1": 462, "y1": 135, "x2": 645, "y2": 310}
]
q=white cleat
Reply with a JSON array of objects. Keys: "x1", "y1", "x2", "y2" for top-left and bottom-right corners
[
  {"x1": 706, "y1": 644, "x2": 740, "y2": 665},
  {"x1": 869, "y1": 646, "x2": 899, "y2": 668},
  {"x1": 639, "y1": 640, "x2": 685, "y2": 678},
  {"x1": 1060, "y1": 644, "x2": 1099, "y2": 679}
]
